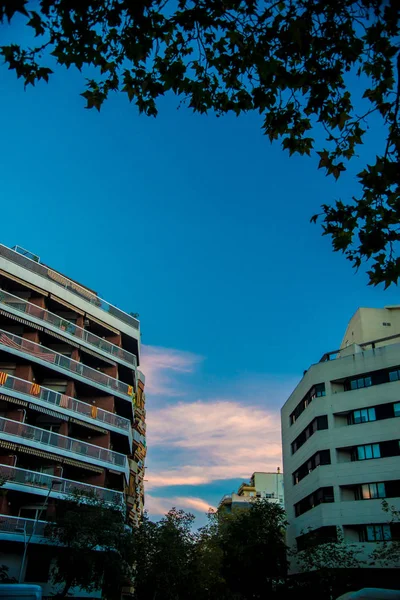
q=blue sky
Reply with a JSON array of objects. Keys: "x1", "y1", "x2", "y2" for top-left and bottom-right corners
[{"x1": 1, "y1": 21, "x2": 399, "y2": 522}]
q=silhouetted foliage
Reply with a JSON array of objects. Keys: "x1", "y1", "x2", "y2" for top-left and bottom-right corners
[{"x1": 1, "y1": 0, "x2": 400, "y2": 285}]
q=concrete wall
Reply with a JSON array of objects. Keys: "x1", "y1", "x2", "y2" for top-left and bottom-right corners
[{"x1": 281, "y1": 340, "x2": 400, "y2": 573}]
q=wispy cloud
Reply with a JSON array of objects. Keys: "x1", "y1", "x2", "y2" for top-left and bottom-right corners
[
  {"x1": 146, "y1": 494, "x2": 216, "y2": 516},
  {"x1": 140, "y1": 345, "x2": 203, "y2": 396},
  {"x1": 146, "y1": 399, "x2": 282, "y2": 489}
]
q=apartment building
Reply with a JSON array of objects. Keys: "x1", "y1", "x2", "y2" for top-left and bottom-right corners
[
  {"x1": 281, "y1": 307, "x2": 400, "y2": 573},
  {"x1": 218, "y1": 470, "x2": 284, "y2": 513},
  {"x1": 0, "y1": 245, "x2": 146, "y2": 596}
]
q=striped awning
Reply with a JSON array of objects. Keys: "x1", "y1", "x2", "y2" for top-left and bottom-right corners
[
  {"x1": 44, "y1": 328, "x2": 80, "y2": 349},
  {"x1": 0, "y1": 270, "x2": 49, "y2": 295},
  {"x1": 69, "y1": 417, "x2": 106, "y2": 434},
  {"x1": 17, "y1": 445, "x2": 61, "y2": 462},
  {"x1": 0, "y1": 393, "x2": 28, "y2": 407},
  {"x1": 28, "y1": 403, "x2": 63, "y2": 420},
  {"x1": 0, "y1": 309, "x2": 43, "y2": 331},
  {"x1": 63, "y1": 457, "x2": 103, "y2": 473},
  {"x1": 0, "y1": 440, "x2": 17, "y2": 450}
]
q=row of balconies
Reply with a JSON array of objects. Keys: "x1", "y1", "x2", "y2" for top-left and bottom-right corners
[
  {"x1": 0, "y1": 463, "x2": 123, "y2": 505},
  {"x1": 0, "y1": 371, "x2": 131, "y2": 439},
  {"x1": 0, "y1": 417, "x2": 129, "y2": 478},
  {"x1": 0, "y1": 244, "x2": 140, "y2": 330},
  {"x1": 0, "y1": 328, "x2": 133, "y2": 400},
  {"x1": 0, "y1": 288, "x2": 137, "y2": 368}
]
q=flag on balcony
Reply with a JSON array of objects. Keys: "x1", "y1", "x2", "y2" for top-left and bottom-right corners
[
  {"x1": 0, "y1": 371, "x2": 8, "y2": 385},
  {"x1": 0, "y1": 332, "x2": 22, "y2": 351},
  {"x1": 30, "y1": 383, "x2": 40, "y2": 396},
  {"x1": 60, "y1": 395, "x2": 69, "y2": 408},
  {"x1": 128, "y1": 385, "x2": 134, "y2": 397},
  {"x1": 91, "y1": 405, "x2": 98, "y2": 419}
]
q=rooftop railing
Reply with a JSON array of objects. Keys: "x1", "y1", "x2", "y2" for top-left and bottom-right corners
[
  {"x1": 0, "y1": 464, "x2": 124, "y2": 505},
  {"x1": 0, "y1": 244, "x2": 139, "y2": 330},
  {"x1": 0, "y1": 372, "x2": 131, "y2": 433},
  {"x1": 0, "y1": 328, "x2": 133, "y2": 399},
  {"x1": 0, "y1": 288, "x2": 137, "y2": 368},
  {"x1": 0, "y1": 417, "x2": 127, "y2": 470}
]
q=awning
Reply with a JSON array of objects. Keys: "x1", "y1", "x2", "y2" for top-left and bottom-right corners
[
  {"x1": 85, "y1": 313, "x2": 119, "y2": 335},
  {"x1": 0, "y1": 440, "x2": 17, "y2": 450},
  {"x1": 63, "y1": 457, "x2": 103, "y2": 473},
  {"x1": 17, "y1": 446, "x2": 61, "y2": 462},
  {"x1": 49, "y1": 294, "x2": 84, "y2": 316},
  {"x1": 0, "y1": 309, "x2": 43, "y2": 331},
  {"x1": 69, "y1": 417, "x2": 106, "y2": 434},
  {"x1": 0, "y1": 393, "x2": 28, "y2": 407},
  {"x1": 0, "y1": 270, "x2": 49, "y2": 296},
  {"x1": 28, "y1": 403, "x2": 63, "y2": 420}
]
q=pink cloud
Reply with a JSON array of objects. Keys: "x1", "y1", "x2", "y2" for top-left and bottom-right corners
[
  {"x1": 145, "y1": 399, "x2": 282, "y2": 489},
  {"x1": 146, "y1": 494, "x2": 216, "y2": 516},
  {"x1": 140, "y1": 345, "x2": 203, "y2": 396}
]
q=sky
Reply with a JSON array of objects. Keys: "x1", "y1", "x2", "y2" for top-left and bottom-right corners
[{"x1": 1, "y1": 15, "x2": 399, "y2": 525}]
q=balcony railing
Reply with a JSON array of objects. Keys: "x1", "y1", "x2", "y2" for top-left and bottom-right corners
[
  {"x1": 0, "y1": 417, "x2": 127, "y2": 470},
  {"x1": 0, "y1": 514, "x2": 47, "y2": 538},
  {"x1": 0, "y1": 288, "x2": 137, "y2": 368},
  {"x1": 0, "y1": 372, "x2": 131, "y2": 434},
  {"x1": 0, "y1": 244, "x2": 139, "y2": 330},
  {"x1": 0, "y1": 329, "x2": 133, "y2": 399},
  {"x1": 0, "y1": 464, "x2": 124, "y2": 505}
]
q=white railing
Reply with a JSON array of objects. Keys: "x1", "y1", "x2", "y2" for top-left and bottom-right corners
[
  {"x1": 0, "y1": 288, "x2": 137, "y2": 367},
  {"x1": 0, "y1": 328, "x2": 133, "y2": 399},
  {"x1": 0, "y1": 464, "x2": 124, "y2": 505},
  {"x1": 0, "y1": 417, "x2": 127, "y2": 469},
  {"x1": 0, "y1": 372, "x2": 130, "y2": 433},
  {"x1": 0, "y1": 513, "x2": 47, "y2": 537},
  {"x1": 0, "y1": 244, "x2": 140, "y2": 330}
]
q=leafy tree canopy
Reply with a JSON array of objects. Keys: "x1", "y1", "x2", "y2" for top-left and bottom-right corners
[
  {"x1": 1, "y1": 0, "x2": 400, "y2": 286},
  {"x1": 46, "y1": 490, "x2": 135, "y2": 599}
]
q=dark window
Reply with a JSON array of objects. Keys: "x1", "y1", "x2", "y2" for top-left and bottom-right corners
[
  {"x1": 389, "y1": 370, "x2": 400, "y2": 382},
  {"x1": 290, "y1": 383, "x2": 326, "y2": 425},
  {"x1": 294, "y1": 486, "x2": 334, "y2": 517},
  {"x1": 351, "y1": 407, "x2": 376, "y2": 424},
  {"x1": 394, "y1": 403, "x2": 400, "y2": 417},
  {"x1": 347, "y1": 401, "x2": 400, "y2": 424},
  {"x1": 360, "y1": 524, "x2": 391, "y2": 542},
  {"x1": 296, "y1": 526, "x2": 337, "y2": 550},
  {"x1": 292, "y1": 449, "x2": 331, "y2": 485},
  {"x1": 350, "y1": 376, "x2": 372, "y2": 390},
  {"x1": 382, "y1": 322, "x2": 391, "y2": 326},
  {"x1": 291, "y1": 415, "x2": 328, "y2": 454}
]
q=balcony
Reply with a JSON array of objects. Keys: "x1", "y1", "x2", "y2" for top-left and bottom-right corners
[
  {"x1": 0, "y1": 417, "x2": 129, "y2": 478},
  {"x1": 0, "y1": 328, "x2": 134, "y2": 400},
  {"x1": 0, "y1": 244, "x2": 139, "y2": 330},
  {"x1": 0, "y1": 372, "x2": 131, "y2": 438},
  {"x1": 0, "y1": 288, "x2": 137, "y2": 368},
  {"x1": 0, "y1": 464, "x2": 124, "y2": 506},
  {"x1": 0, "y1": 514, "x2": 47, "y2": 542}
]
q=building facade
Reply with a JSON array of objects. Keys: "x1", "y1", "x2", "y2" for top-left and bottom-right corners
[
  {"x1": 281, "y1": 307, "x2": 400, "y2": 573},
  {"x1": 0, "y1": 244, "x2": 146, "y2": 596},
  {"x1": 218, "y1": 470, "x2": 284, "y2": 513}
]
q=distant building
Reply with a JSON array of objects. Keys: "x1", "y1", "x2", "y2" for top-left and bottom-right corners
[
  {"x1": 0, "y1": 244, "x2": 146, "y2": 597},
  {"x1": 281, "y1": 306, "x2": 400, "y2": 574},
  {"x1": 218, "y1": 470, "x2": 284, "y2": 513}
]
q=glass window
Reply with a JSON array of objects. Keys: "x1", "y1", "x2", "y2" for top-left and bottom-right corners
[
  {"x1": 354, "y1": 410, "x2": 362, "y2": 423},
  {"x1": 362, "y1": 484, "x2": 371, "y2": 499},
  {"x1": 351, "y1": 379, "x2": 358, "y2": 390},
  {"x1": 372, "y1": 444, "x2": 381, "y2": 458},
  {"x1": 377, "y1": 483, "x2": 386, "y2": 497},
  {"x1": 365, "y1": 377, "x2": 372, "y2": 387},
  {"x1": 366, "y1": 525, "x2": 391, "y2": 541},
  {"x1": 357, "y1": 446, "x2": 366, "y2": 460},
  {"x1": 358, "y1": 378, "x2": 365, "y2": 389},
  {"x1": 365, "y1": 445, "x2": 373, "y2": 459},
  {"x1": 368, "y1": 407, "x2": 376, "y2": 421},
  {"x1": 389, "y1": 370, "x2": 400, "y2": 382},
  {"x1": 394, "y1": 403, "x2": 400, "y2": 417},
  {"x1": 383, "y1": 525, "x2": 391, "y2": 540}
]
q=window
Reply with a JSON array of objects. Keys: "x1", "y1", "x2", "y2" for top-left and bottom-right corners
[
  {"x1": 294, "y1": 486, "x2": 334, "y2": 517},
  {"x1": 292, "y1": 450, "x2": 331, "y2": 485},
  {"x1": 350, "y1": 376, "x2": 372, "y2": 390},
  {"x1": 389, "y1": 369, "x2": 400, "y2": 382},
  {"x1": 394, "y1": 403, "x2": 400, "y2": 417},
  {"x1": 290, "y1": 383, "x2": 326, "y2": 425},
  {"x1": 361, "y1": 482, "x2": 386, "y2": 500},
  {"x1": 352, "y1": 407, "x2": 376, "y2": 424},
  {"x1": 356, "y1": 444, "x2": 381, "y2": 460},
  {"x1": 382, "y1": 322, "x2": 391, "y2": 326},
  {"x1": 291, "y1": 415, "x2": 328, "y2": 454},
  {"x1": 25, "y1": 552, "x2": 51, "y2": 582},
  {"x1": 296, "y1": 526, "x2": 337, "y2": 550},
  {"x1": 364, "y1": 524, "x2": 391, "y2": 542}
]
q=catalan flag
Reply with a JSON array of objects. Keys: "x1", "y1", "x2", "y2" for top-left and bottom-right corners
[
  {"x1": 0, "y1": 371, "x2": 8, "y2": 385},
  {"x1": 30, "y1": 383, "x2": 40, "y2": 396}
]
